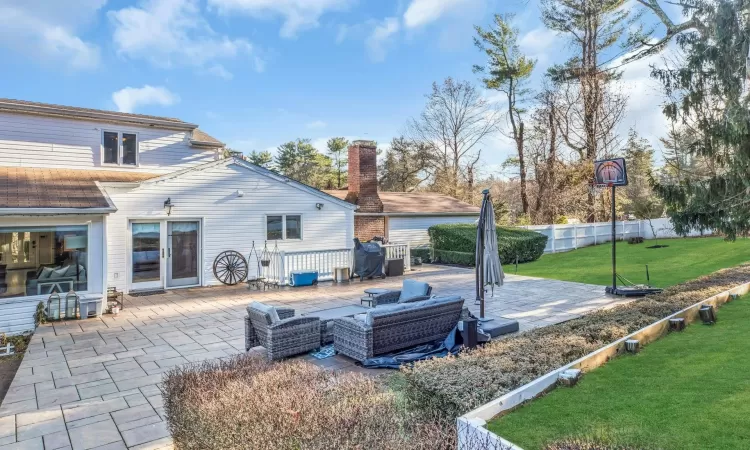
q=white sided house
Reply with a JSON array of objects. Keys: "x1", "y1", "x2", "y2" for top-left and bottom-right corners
[{"x1": 0, "y1": 99, "x2": 355, "y2": 334}]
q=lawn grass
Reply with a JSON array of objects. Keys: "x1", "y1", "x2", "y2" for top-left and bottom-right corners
[
  {"x1": 487, "y1": 294, "x2": 750, "y2": 450},
  {"x1": 513, "y1": 236, "x2": 750, "y2": 287}
]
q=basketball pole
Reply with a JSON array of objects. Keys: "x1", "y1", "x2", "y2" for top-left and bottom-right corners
[{"x1": 611, "y1": 184, "x2": 617, "y2": 291}]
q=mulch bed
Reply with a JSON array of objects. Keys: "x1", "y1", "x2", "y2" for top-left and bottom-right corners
[{"x1": 0, "y1": 357, "x2": 21, "y2": 405}]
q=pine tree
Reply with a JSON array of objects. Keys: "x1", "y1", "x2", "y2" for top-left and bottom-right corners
[
  {"x1": 247, "y1": 150, "x2": 274, "y2": 169},
  {"x1": 326, "y1": 137, "x2": 348, "y2": 189},
  {"x1": 274, "y1": 139, "x2": 334, "y2": 189},
  {"x1": 652, "y1": 0, "x2": 750, "y2": 239},
  {"x1": 474, "y1": 14, "x2": 536, "y2": 214}
]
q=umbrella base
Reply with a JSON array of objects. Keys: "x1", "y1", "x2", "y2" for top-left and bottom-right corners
[
  {"x1": 606, "y1": 286, "x2": 663, "y2": 297},
  {"x1": 478, "y1": 316, "x2": 519, "y2": 338}
]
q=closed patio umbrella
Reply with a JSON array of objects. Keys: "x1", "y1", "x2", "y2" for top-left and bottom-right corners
[{"x1": 475, "y1": 189, "x2": 504, "y2": 319}]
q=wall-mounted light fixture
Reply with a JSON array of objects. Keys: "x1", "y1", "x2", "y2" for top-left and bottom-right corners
[
  {"x1": 316, "y1": 203, "x2": 324, "y2": 210},
  {"x1": 164, "y1": 198, "x2": 174, "y2": 216},
  {"x1": 237, "y1": 190, "x2": 245, "y2": 197}
]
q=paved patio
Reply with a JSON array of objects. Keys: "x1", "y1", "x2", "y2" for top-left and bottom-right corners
[{"x1": 0, "y1": 265, "x2": 626, "y2": 450}]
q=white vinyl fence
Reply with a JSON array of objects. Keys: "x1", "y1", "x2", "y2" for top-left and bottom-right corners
[
  {"x1": 522, "y1": 218, "x2": 710, "y2": 254},
  {"x1": 265, "y1": 243, "x2": 411, "y2": 285}
]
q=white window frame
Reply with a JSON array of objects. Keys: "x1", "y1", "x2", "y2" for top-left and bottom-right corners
[
  {"x1": 265, "y1": 214, "x2": 303, "y2": 241},
  {"x1": 101, "y1": 130, "x2": 139, "y2": 167}
]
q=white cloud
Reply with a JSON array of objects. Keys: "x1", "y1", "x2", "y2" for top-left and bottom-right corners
[
  {"x1": 306, "y1": 120, "x2": 327, "y2": 129},
  {"x1": 403, "y1": 0, "x2": 477, "y2": 29},
  {"x1": 112, "y1": 85, "x2": 180, "y2": 113},
  {"x1": 206, "y1": 64, "x2": 234, "y2": 79},
  {"x1": 0, "y1": 1, "x2": 103, "y2": 70},
  {"x1": 109, "y1": 0, "x2": 262, "y2": 74},
  {"x1": 207, "y1": 0, "x2": 352, "y2": 38},
  {"x1": 519, "y1": 27, "x2": 559, "y2": 62},
  {"x1": 366, "y1": 17, "x2": 400, "y2": 62},
  {"x1": 612, "y1": 49, "x2": 672, "y2": 158}
]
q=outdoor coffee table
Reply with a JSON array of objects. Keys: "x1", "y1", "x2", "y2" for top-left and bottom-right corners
[
  {"x1": 305, "y1": 305, "x2": 370, "y2": 344},
  {"x1": 361, "y1": 288, "x2": 391, "y2": 307}
]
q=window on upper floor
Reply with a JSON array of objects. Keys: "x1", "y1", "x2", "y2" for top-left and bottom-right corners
[
  {"x1": 102, "y1": 131, "x2": 138, "y2": 166},
  {"x1": 266, "y1": 215, "x2": 302, "y2": 240}
]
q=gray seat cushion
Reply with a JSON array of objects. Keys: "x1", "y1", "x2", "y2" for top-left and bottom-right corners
[
  {"x1": 398, "y1": 279, "x2": 430, "y2": 302},
  {"x1": 249, "y1": 301, "x2": 280, "y2": 324}
]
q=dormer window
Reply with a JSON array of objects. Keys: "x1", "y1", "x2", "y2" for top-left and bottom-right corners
[{"x1": 102, "y1": 131, "x2": 138, "y2": 166}]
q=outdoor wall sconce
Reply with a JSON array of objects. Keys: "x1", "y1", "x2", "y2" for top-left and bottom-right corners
[
  {"x1": 164, "y1": 198, "x2": 174, "y2": 216},
  {"x1": 237, "y1": 190, "x2": 245, "y2": 197},
  {"x1": 699, "y1": 305, "x2": 717, "y2": 325},
  {"x1": 316, "y1": 203, "x2": 324, "y2": 210},
  {"x1": 625, "y1": 339, "x2": 640, "y2": 353},
  {"x1": 669, "y1": 317, "x2": 686, "y2": 332}
]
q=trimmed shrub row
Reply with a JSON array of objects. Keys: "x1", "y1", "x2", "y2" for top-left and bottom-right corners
[
  {"x1": 428, "y1": 224, "x2": 547, "y2": 265},
  {"x1": 433, "y1": 249, "x2": 475, "y2": 266},
  {"x1": 399, "y1": 263, "x2": 750, "y2": 420},
  {"x1": 163, "y1": 355, "x2": 457, "y2": 450},
  {"x1": 410, "y1": 247, "x2": 433, "y2": 263}
]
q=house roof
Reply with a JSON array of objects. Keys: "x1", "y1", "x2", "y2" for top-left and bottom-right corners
[
  {"x1": 323, "y1": 190, "x2": 480, "y2": 215},
  {"x1": 190, "y1": 129, "x2": 225, "y2": 147},
  {"x1": 0, "y1": 167, "x2": 159, "y2": 213},
  {"x1": 0, "y1": 98, "x2": 198, "y2": 130}
]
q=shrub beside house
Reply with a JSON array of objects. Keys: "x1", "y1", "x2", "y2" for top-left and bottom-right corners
[{"x1": 428, "y1": 223, "x2": 548, "y2": 266}]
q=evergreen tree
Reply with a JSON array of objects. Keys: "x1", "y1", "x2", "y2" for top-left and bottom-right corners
[
  {"x1": 274, "y1": 139, "x2": 334, "y2": 189},
  {"x1": 652, "y1": 0, "x2": 750, "y2": 239},
  {"x1": 622, "y1": 129, "x2": 663, "y2": 219},
  {"x1": 326, "y1": 137, "x2": 349, "y2": 189},
  {"x1": 379, "y1": 137, "x2": 430, "y2": 192},
  {"x1": 474, "y1": 14, "x2": 536, "y2": 214},
  {"x1": 247, "y1": 150, "x2": 273, "y2": 169}
]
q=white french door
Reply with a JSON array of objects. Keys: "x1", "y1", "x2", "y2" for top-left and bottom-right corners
[{"x1": 130, "y1": 220, "x2": 201, "y2": 291}]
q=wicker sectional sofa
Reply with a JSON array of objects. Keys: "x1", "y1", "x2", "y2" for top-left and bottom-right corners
[
  {"x1": 333, "y1": 296, "x2": 464, "y2": 362},
  {"x1": 245, "y1": 303, "x2": 321, "y2": 361}
]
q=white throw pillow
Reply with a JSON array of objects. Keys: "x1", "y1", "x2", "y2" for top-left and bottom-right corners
[
  {"x1": 353, "y1": 313, "x2": 367, "y2": 323},
  {"x1": 51, "y1": 266, "x2": 69, "y2": 279},
  {"x1": 38, "y1": 267, "x2": 55, "y2": 280}
]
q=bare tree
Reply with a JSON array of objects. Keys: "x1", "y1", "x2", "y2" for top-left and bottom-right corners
[{"x1": 410, "y1": 78, "x2": 501, "y2": 199}]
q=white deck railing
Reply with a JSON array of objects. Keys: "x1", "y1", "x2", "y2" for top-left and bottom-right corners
[
  {"x1": 383, "y1": 243, "x2": 411, "y2": 272},
  {"x1": 264, "y1": 242, "x2": 411, "y2": 285}
]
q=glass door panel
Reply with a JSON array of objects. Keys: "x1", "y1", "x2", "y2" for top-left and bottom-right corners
[
  {"x1": 132, "y1": 222, "x2": 162, "y2": 290},
  {"x1": 167, "y1": 221, "x2": 199, "y2": 287}
]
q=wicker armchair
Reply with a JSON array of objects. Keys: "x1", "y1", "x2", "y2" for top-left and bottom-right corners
[
  {"x1": 333, "y1": 296, "x2": 464, "y2": 362},
  {"x1": 245, "y1": 304, "x2": 321, "y2": 360},
  {"x1": 370, "y1": 280, "x2": 433, "y2": 307}
]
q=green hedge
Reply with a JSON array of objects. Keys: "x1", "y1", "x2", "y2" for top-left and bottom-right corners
[
  {"x1": 432, "y1": 249, "x2": 474, "y2": 266},
  {"x1": 410, "y1": 247, "x2": 432, "y2": 263},
  {"x1": 427, "y1": 224, "x2": 547, "y2": 265}
]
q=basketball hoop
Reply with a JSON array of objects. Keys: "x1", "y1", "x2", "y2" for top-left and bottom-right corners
[{"x1": 588, "y1": 181, "x2": 611, "y2": 196}]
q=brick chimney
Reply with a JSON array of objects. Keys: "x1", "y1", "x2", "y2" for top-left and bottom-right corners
[
  {"x1": 347, "y1": 140, "x2": 383, "y2": 213},
  {"x1": 347, "y1": 140, "x2": 385, "y2": 240}
]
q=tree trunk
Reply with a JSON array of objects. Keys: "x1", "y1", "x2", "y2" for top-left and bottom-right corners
[{"x1": 518, "y1": 122, "x2": 529, "y2": 215}]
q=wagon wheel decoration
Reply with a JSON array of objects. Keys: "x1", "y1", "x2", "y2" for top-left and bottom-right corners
[{"x1": 213, "y1": 251, "x2": 248, "y2": 285}]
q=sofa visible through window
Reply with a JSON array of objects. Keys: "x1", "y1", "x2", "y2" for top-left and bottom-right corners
[{"x1": 0, "y1": 226, "x2": 88, "y2": 298}]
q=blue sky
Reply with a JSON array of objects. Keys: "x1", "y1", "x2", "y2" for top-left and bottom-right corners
[{"x1": 0, "y1": 0, "x2": 670, "y2": 173}]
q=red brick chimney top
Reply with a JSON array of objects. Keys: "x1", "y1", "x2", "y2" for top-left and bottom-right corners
[{"x1": 347, "y1": 140, "x2": 383, "y2": 213}]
